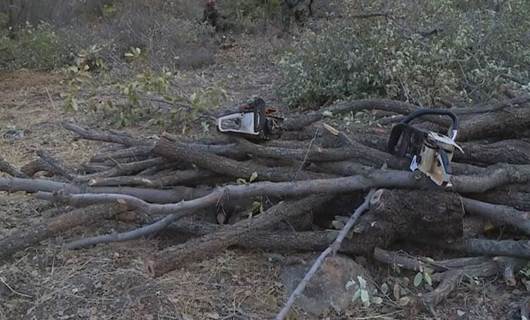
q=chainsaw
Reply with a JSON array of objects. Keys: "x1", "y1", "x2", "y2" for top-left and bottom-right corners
[
  {"x1": 387, "y1": 109, "x2": 463, "y2": 187},
  {"x1": 216, "y1": 98, "x2": 283, "y2": 140}
]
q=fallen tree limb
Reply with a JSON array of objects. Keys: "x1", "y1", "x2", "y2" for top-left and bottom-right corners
[
  {"x1": 0, "y1": 157, "x2": 28, "y2": 178},
  {"x1": 90, "y1": 145, "x2": 154, "y2": 162},
  {"x1": 0, "y1": 177, "x2": 208, "y2": 203},
  {"x1": 372, "y1": 248, "x2": 526, "y2": 311},
  {"x1": 455, "y1": 139, "x2": 530, "y2": 165},
  {"x1": 0, "y1": 204, "x2": 124, "y2": 260},
  {"x1": 144, "y1": 195, "x2": 332, "y2": 277},
  {"x1": 462, "y1": 198, "x2": 530, "y2": 235},
  {"x1": 421, "y1": 270, "x2": 464, "y2": 312},
  {"x1": 63, "y1": 122, "x2": 149, "y2": 146},
  {"x1": 434, "y1": 238, "x2": 530, "y2": 259},
  {"x1": 458, "y1": 106, "x2": 530, "y2": 141},
  {"x1": 76, "y1": 157, "x2": 166, "y2": 182},
  {"x1": 467, "y1": 189, "x2": 530, "y2": 211},
  {"x1": 36, "y1": 150, "x2": 75, "y2": 180},
  {"x1": 87, "y1": 169, "x2": 216, "y2": 187},
  {"x1": 153, "y1": 135, "x2": 334, "y2": 181}
]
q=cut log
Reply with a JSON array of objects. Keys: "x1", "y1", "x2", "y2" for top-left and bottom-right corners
[{"x1": 364, "y1": 189, "x2": 464, "y2": 242}]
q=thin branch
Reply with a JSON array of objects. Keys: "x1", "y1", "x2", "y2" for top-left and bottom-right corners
[{"x1": 275, "y1": 189, "x2": 375, "y2": 320}]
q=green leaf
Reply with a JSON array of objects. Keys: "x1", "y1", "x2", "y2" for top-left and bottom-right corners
[
  {"x1": 424, "y1": 272, "x2": 432, "y2": 286},
  {"x1": 352, "y1": 289, "x2": 361, "y2": 303},
  {"x1": 413, "y1": 272, "x2": 423, "y2": 287},
  {"x1": 360, "y1": 289, "x2": 370, "y2": 306},
  {"x1": 357, "y1": 276, "x2": 367, "y2": 289}
]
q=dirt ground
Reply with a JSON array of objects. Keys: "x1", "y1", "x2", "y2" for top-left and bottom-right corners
[{"x1": 0, "y1": 34, "x2": 528, "y2": 320}]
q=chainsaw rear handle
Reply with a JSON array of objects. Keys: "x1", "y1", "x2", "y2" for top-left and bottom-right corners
[{"x1": 400, "y1": 109, "x2": 459, "y2": 140}]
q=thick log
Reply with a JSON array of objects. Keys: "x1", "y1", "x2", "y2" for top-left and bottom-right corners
[
  {"x1": 0, "y1": 204, "x2": 124, "y2": 260},
  {"x1": 153, "y1": 135, "x2": 333, "y2": 181},
  {"x1": 365, "y1": 189, "x2": 463, "y2": 242},
  {"x1": 462, "y1": 198, "x2": 530, "y2": 235},
  {"x1": 458, "y1": 107, "x2": 530, "y2": 141},
  {"x1": 144, "y1": 195, "x2": 332, "y2": 277},
  {"x1": 456, "y1": 140, "x2": 530, "y2": 165}
]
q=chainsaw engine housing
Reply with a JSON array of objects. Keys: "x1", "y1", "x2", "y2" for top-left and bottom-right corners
[
  {"x1": 388, "y1": 109, "x2": 462, "y2": 187},
  {"x1": 216, "y1": 98, "x2": 283, "y2": 140}
]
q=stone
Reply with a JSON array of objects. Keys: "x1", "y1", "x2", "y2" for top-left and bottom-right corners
[{"x1": 280, "y1": 254, "x2": 374, "y2": 317}]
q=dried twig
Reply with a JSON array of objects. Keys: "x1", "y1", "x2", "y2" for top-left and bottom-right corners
[{"x1": 275, "y1": 189, "x2": 375, "y2": 320}]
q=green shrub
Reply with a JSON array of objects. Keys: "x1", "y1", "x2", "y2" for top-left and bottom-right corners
[
  {"x1": 277, "y1": 0, "x2": 530, "y2": 108},
  {"x1": 0, "y1": 23, "x2": 69, "y2": 70}
]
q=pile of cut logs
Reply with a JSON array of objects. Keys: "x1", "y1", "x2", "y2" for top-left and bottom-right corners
[{"x1": 1, "y1": 95, "x2": 530, "y2": 313}]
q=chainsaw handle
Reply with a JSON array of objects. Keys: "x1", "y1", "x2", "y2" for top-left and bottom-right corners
[{"x1": 401, "y1": 109, "x2": 459, "y2": 140}]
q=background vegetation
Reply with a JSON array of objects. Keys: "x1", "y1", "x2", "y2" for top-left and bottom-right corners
[{"x1": 1, "y1": 0, "x2": 529, "y2": 117}]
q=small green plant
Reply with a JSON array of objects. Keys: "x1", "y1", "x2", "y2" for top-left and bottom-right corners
[
  {"x1": 413, "y1": 266, "x2": 434, "y2": 288},
  {"x1": 347, "y1": 276, "x2": 383, "y2": 307},
  {"x1": 61, "y1": 65, "x2": 95, "y2": 112}
]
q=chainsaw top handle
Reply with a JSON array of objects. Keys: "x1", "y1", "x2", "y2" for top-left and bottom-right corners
[{"x1": 400, "y1": 109, "x2": 459, "y2": 140}]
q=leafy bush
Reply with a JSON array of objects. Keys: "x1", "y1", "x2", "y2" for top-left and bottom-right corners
[
  {"x1": 277, "y1": 0, "x2": 530, "y2": 108},
  {"x1": 0, "y1": 23, "x2": 70, "y2": 70},
  {"x1": 1, "y1": 0, "x2": 216, "y2": 71}
]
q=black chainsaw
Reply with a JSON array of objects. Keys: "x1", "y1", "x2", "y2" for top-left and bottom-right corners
[
  {"x1": 216, "y1": 98, "x2": 283, "y2": 140},
  {"x1": 387, "y1": 109, "x2": 463, "y2": 187}
]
